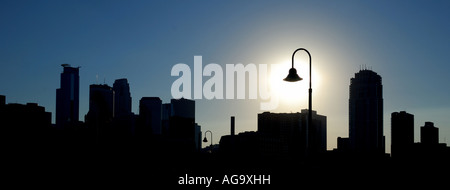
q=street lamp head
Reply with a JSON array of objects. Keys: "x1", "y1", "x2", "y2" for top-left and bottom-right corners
[
  {"x1": 203, "y1": 137, "x2": 208, "y2": 143},
  {"x1": 284, "y1": 68, "x2": 303, "y2": 82}
]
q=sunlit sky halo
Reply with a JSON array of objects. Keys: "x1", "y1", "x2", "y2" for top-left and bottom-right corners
[{"x1": 269, "y1": 60, "x2": 321, "y2": 112}]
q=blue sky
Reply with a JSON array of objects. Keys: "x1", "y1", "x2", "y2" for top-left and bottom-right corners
[{"x1": 1, "y1": 0, "x2": 449, "y2": 151}]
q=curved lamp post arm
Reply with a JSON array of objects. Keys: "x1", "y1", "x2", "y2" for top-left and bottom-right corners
[{"x1": 292, "y1": 48, "x2": 312, "y2": 89}]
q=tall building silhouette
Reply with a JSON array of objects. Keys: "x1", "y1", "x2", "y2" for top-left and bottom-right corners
[
  {"x1": 171, "y1": 98, "x2": 195, "y2": 119},
  {"x1": 112, "y1": 78, "x2": 135, "y2": 140},
  {"x1": 87, "y1": 84, "x2": 114, "y2": 119},
  {"x1": 56, "y1": 64, "x2": 79, "y2": 128},
  {"x1": 139, "y1": 97, "x2": 162, "y2": 136},
  {"x1": 162, "y1": 103, "x2": 171, "y2": 136},
  {"x1": 258, "y1": 110, "x2": 326, "y2": 159},
  {"x1": 415, "y1": 122, "x2": 449, "y2": 165},
  {"x1": 0, "y1": 96, "x2": 52, "y2": 151},
  {"x1": 258, "y1": 112, "x2": 299, "y2": 158},
  {"x1": 337, "y1": 137, "x2": 350, "y2": 152},
  {"x1": 301, "y1": 109, "x2": 327, "y2": 154},
  {"x1": 0, "y1": 95, "x2": 5, "y2": 106},
  {"x1": 113, "y1": 78, "x2": 132, "y2": 118},
  {"x1": 421, "y1": 122, "x2": 438, "y2": 145},
  {"x1": 391, "y1": 111, "x2": 414, "y2": 158},
  {"x1": 85, "y1": 84, "x2": 114, "y2": 142},
  {"x1": 349, "y1": 69, "x2": 384, "y2": 155},
  {"x1": 168, "y1": 98, "x2": 199, "y2": 152},
  {"x1": 194, "y1": 123, "x2": 202, "y2": 151}
]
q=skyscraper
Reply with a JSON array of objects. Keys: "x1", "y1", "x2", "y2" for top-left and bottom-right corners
[
  {"x1": 421, "y1": 122, "x2": 438, "y2": 145},
  {"x1": 85, "y1": 84, "x2": 114, "y2": 142},
  {"x1": 257, "y1": 110, "x2": 327, "y2": 159},
  {"x1": 171, "y1": 98, "x2": 195, "y2": 119},
  {"x1": 113, "y1": 78, "x2": 132, "y2": 118},
  {"x1": 349, "y1": 69, "x2": 384, "y2": 155},
  {"x1": 391, "y1": 111, "x2": 414, "y2": 158},
  {"x1": 112, "y1": 79, "x2": 135, "y2": 140},
  {"x1": 139, "y1": 97, "x2": 162, "y2": 135},
  {"x1": 162, "y1": 103, "x2": 171, "y2": 136},
  {"x1": 169, "y1": 98, "x2": 197, "y2": 152},
  {"x1": 194, "y1": 123, "x2": 202, "y2": 151},
  {"x1": 0, "y1": 98, "x2": 52, "y2": 151},
  {"x1": 56, "y1": 64, "x2": 79, "y2": 128},
  {"x1": 301, "y1": 109, "x2": 327, "y2": 154},
  {"x1": 87, "y1": 84, "x2": 114, "y2": 119},
  {"x1": 0, "y1": 95, "x2": 5, "y2": 106}
]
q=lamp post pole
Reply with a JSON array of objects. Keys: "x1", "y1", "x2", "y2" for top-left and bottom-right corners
[{"x1": 284, "y1": 48, "x2": 312, "y2": 156}]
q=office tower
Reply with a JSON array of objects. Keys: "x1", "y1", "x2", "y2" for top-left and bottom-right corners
[
  {"x1": 161, "y1": 103, "x2": 171, "y2": 136},
  {"x1": 421, "y1": 122, "x2": 438, "y2": 145},
  {"x1": 337, "y1": 137, "x2": 350, "y2": 152},
  {"x1": 391, "y1": 111, "x2": 414, "y2": 158},
  {"x1": 112, "y1": 79, "x2": 135, "y2": 140},
  {"x1": 169, "y1": 98, "x2": 195, "y2": 134},
  {"x1": 85, "y1": 84, "x2": 114, "y2": 141},
  {"x1": 258, "y1": 112, "x2": 301, "y2": 159},
  {"x1": 416, "y1": 122, "x2": 449, "y2": 167},
  {"x1": 169, "y1": 98, "x2": 196, "y2": 152},
  {"x1": 0, "y1": 95, "x2": 5, "y2": 106},
  {"x1": 194, "y1": 123, "x2": 202, "y2": 151},
  {"x1": 301, "y1": 109, "x2": 327, "y2": 154},
  {"x1": 139, "y1": 97, "x2": 162, "y2": 135},
  {"x1": 0, "y1": 98, "x2": 52, "y2": 150},
  {"x1": 349, "y1": 69, "x2": 384, "y2": 154},
  {"x1": 258, "y1": 110, "x2": 326, "y2": 158},
  {"x1": 113, "y1": 78, "x2": 132, "y2": 118},
  {"x1": 171, "y1": 98, "x2": 195, "y2": 119},
  {"x1": 56, "y1": 64, "x2": 79, "y2": 128},
  {"x1": 87, "y1": 84, "x2": 114, "y2": 119}
]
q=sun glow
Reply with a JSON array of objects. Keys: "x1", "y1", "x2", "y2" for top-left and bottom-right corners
[{"x1": 269, "y1": 60, "x2": 321, "y2": 111}]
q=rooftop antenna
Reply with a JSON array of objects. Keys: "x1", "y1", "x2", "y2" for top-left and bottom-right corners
[{"x1": 96, "y1": 74, "x2": 99, "y2": 84}]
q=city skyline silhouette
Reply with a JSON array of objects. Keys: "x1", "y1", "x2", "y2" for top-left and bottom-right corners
[
  {"x1": 2, "y1": 1, "x2": 450, "y2": 153},
  {"x1": 1, "y1": 65, "x2": 449, "y2": 187},
  {"x1": 1, "y1": 0, "x2": 450, "y2": 187}
]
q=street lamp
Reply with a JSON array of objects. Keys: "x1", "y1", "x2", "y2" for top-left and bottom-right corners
[
  {"x1": 203, "y1": 130, "x2": 213, "y2": 152},
  {"x1": 284, "y1": 48, "x2": 312, "y2": 155}
]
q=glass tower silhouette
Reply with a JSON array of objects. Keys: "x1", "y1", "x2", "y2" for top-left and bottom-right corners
[
  {"x1": 87, "y1": 84, "x2": 114, "y2": 121},
  {"x1": 391, "y1": 111, "x2": 414, "y2": 158},
  {"x1": 349, "y1": 69, "x2": 384, "y2": 155},
  {"x1": 139, "y1": 97, "x2": 162, "y2": 135},
  {"x1": 113, "y1": 78, "x2": 132, "y2": 117},
  {"x1": 56, "y1": 64, "x2": 80, "y2": 128},
  {"x1": 421, "y1": 122, "x2": 438, "y2": 145}
]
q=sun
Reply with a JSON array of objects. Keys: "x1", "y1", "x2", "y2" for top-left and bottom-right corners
[{"x1": 269, "y1": 60, "x2": 321, "y2": 111}]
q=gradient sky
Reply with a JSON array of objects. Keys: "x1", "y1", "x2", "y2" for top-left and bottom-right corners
[{"x1": 1, "y1": 0, "x2": 449, "y2": 152}]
